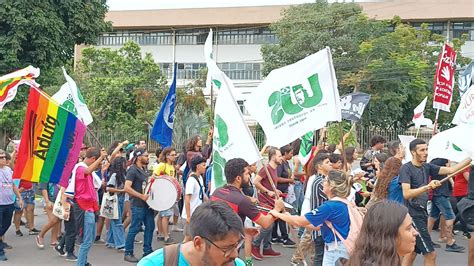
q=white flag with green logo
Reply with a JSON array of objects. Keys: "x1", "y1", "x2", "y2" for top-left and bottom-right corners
[
  {"x1": 245, "y1": 47, "x2": 341, "y2": 148},
  {"x1": 52, "y1": 67, "x2": 93, "y2": 125},
  {"x1": 298, "y1": 131, "x2": 314, "y2": 166},
  {"x1": 428, "y1": 124, "x2": 474, "y2": 162},
  {"x1": 205, "y1": 30, "x2": 261, "y2": 192}
]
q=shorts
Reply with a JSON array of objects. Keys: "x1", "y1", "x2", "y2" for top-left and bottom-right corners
[
  {"x1": 159, "y1": 208, "x2": 174, "y2": 217},
  {"x1": 412, "y1": 215, "x2": 435, "y2": 255},
  {"x1": 15, "y1": 189, "x2": 35, "y2": 210},
  {"x1": 430, "y1": 195, "x2": 455, "y2": 220}
]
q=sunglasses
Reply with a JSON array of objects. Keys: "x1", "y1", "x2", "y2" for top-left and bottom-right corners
[{"x1": 0, "y1": 156, "x2": 6, "y2": 159}]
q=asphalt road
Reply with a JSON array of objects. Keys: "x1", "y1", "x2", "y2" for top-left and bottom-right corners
[{"x1": 1, "y1": 205, "x2": 470, "y2": 265}]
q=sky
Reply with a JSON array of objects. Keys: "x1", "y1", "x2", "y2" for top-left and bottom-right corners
[{"x1": 106, "y1": 0, "x2": 383, "y2": 11}]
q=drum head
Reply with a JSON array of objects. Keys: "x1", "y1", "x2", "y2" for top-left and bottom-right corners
[{"x1": 146, "y1": 178, "x2": 178, "y2": 211}]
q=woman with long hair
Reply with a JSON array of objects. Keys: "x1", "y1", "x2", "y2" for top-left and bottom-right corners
[
  {"x1": 345, "y1": 201, "x2": 418, "y2": 266},
  {"x1": 269, "y1": 170, "x2": 353, "y2": 265},
  {"x1": 368, "y1": 157, "x2": 402, "y2": 208},
  {"x1": 105, "y1": 156, "x2": 128, "y2": 250}
]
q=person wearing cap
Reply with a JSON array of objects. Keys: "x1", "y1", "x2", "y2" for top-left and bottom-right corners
[{"x1": 123, "y1": 148, "x2": 154, "y2": 263}]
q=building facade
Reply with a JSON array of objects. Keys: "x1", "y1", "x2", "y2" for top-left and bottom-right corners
[{"x1": 78, "y1": 0, "x2": 474, "y2": 122}]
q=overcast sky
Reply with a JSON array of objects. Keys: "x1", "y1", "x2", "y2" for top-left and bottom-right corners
[{"x1": 106, "y1": 0, "x2": 373, "y2": 10}]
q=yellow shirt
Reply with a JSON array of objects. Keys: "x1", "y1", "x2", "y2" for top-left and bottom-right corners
[{"x1": 153, "y1": 163, "x2": 176, "y2": 177}]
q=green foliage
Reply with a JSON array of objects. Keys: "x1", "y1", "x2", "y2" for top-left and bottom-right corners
[
  {"x1": 262, "y1": 2, "x2": 468, "y2": 129},
  {"x1": 327, "y1": 122, "x2": 357, "y2": 148},
  {"x1": 0, "y1": 0, "x2": 109, "y2": 142}
]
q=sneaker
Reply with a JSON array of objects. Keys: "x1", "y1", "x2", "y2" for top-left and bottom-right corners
[
  {"x1": 290, "y1": 258, "x2": 302, "y2": 266},
  {"x1": 172, "y1": 226, "x2": 184, "y2": 232},
  {"x1": 16, "y1": 230, "x2": 23, "y2": 237},
  {"x1": 50, "y1": 241, "x2": 59, "y2": 248},
  {"x1": 156, "y1": 234, "x2": 165, "y2": 241},
  {"x1": 35, "y1": 235, "x2": 44, "y2": 249},
  {"x1": 463, "y1": 232, "x2": 472, "y2": 240},
  {"x1": 244, "y1": 258, "x2": 254, "y2": 266},
  {"x1": 65, "y1": 253, "x2": 78, "y2": 262},
  {"x1": 134, "y1": 239, "x2": 143, "y2": 244},
  {"x1": 94, "y1": 239, "x2": 106, "y2": 245},
  {"x1": 251, "y1": 245, "x2": 263, "y2": 261},
  {"x1": 54, "y1": 245, "x2": 66, "y2": 257},
  {"x1": 29, "y1": 228, "x2": 40, "y2": 235},
  {"x1": 164, "y1": 237, "x2": 175, "y2": 245},
  {"x1": 262, "y1": 248, "x2": 281, "y2": 257},
  {"x1": 446, "y1": 243, "x2": 465, "y2": 253},
  {"x1": 270, "y1": 237, "x2": 283, "y2": 245},
  {"x1": 432, "y1": 242, "x2": 441, "y2": 248},
  {"x1": 117, "y1": 247, "x2": 125, "y2": 252},
  {"x1": 20, "y1": 220, "x2": 26, "y2": 226},
  {"x1": 85, "y1": 263, "x2": 92, "y2": 266},
  {"x1": 124, "y1": 254, "x2": 139, "y2": 263},
  {"x1": 0, "y1": 253, "x2": 7, "y2": 261},
  {"x1": 2, "y1": 242, "x2": 12, "y2": 250},
  {"x1": 282, "y1": 238, "x2": 296, "y2": 248}
]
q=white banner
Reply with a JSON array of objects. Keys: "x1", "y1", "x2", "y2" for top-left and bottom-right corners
[
  {"x1": 452, "y1": 85, "x2": 474, "y2": 125},
  {"x1": 245, "y1": 47, "x2": 341, "y2": 148},
  {"x1": 428, "y1": 124, "x2": 474, "y2": 162}
]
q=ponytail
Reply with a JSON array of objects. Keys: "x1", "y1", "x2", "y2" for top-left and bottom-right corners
[{"x1": 327, "y1": 170, "x2": 352, "y2": 198}]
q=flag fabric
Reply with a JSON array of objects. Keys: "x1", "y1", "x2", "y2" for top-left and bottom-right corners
[
  {"x1": 433, "y1": 43, "x2": 457, "y2": 112},
  {"x1": 340, "y1": 92, "x2": 371, "y2": 122},
  {"x1": 150, "y1": 63, "x2": 177, "y2": 148},
  {"x1": 205, "y1": 30, "x2": 261, "y2": 192},
  {"x1": 245, "y1": 47, "x2": 341, "y2": 148},
  {"x1": 428, "y1": 124, "x2": 474, "y2": 162},
  {"x1": 52, "y1": 67, "x2": 93, "y2": 125},
  {"x1": 412, "y1": 97, "x2": 433, "y2": 128},
  {"x1": 398, "y1": 135, "x2": 415, "y2": 164},
  {"x1": 13, "y1": 87, "x2": 86, "y2": 186},
  {"x1": 298, "y1": 131, "x2": 314, "y2": 166},
  {"x1": 452, "y1": 85, "x2": 474, "y2": 125},
  {"x1": 458, "y1": 61, "x2": 474, "y2": 97},
  {"x1": 0, "y1": 66, "x2": 40, "y2": 111}
]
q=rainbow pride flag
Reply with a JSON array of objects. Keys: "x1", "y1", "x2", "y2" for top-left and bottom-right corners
[
  {"x1": 0, "y1": 66, "x2": 40, "y2": 111},
  {"x1": 13, "y1": 87, "x2": 86, "y2": 187}
]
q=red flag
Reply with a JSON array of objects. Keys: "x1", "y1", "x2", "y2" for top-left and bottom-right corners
[{"x1": 433, "y1": 43, "x2": 456, "y2": 112}]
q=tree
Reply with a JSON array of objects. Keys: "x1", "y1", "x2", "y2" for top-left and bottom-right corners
[{"x1": 0, "y1": 0, "x2": 110, "y2": 144}]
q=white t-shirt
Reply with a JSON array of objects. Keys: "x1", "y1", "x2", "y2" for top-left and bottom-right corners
[
  {"x1": 181, "y1": 174, "x2": 204, "y2": 219},
  {"x1": 300, "y1": 175, "x2": 316, "y2": 216}
]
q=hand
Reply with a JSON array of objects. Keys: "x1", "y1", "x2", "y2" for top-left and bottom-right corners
[
  {"x1": 266, "y1": 191, "x2": 276, "y2": 198},
  {"x1": 276, "y1": 190, "x2": 282, "y2": 196},
  {"x1": 428, "y1": 180, "x2": 441, "y2": 190},
  {"x1": 100, "y1": 148, "x2": 108, "y2": 158},
  {"x1": 289, "y1": 178, "x2": 295, "y2": 184},
  {"x1": 249, "y1": 197, "x2": 258, "y2": 205},
  {"x1": 360, "y1": 191, "x2": 371, "y2": 198},
  {"x1": 47, "y1": 201, "x2": 54, "y2": 210},
  {"x1": 186, "y1": 218, "x2": 191, "y2": 224},
  {"x1": 274, "y1": 199, "x2": 285, "y2": 212},
  {"x1": 122, "y1": 140, "x2": 130, "y2": 146},
  {"x1": 245, "y1": 227, "x2": 260, "y2": 237},
  {"x1": 207, "y1": 128, "x2": 214, "y2": 139},
  {"x1": 141, "y1": 194, "x2": 149, "y2": 201},
  {"x1": 19, "y1": 199, "x2": 24, "y2": 210},
  {"x1": 63, "y1": 211, "x2": 70, "y2": 221}
]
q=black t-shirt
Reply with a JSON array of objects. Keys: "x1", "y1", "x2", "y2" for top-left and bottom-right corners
[
  {"x1": 126, "y1": 165, "x2": 150, "y2": 207},
  {"x1": 276, "y1": 160, "x2": 291, "y2": 192},
  {"x1": 399, "y1": 162, "x2": 440, "y2": 214},
  {"x1": 430, "y1": 171, "x2": 451, "y2": 197}
]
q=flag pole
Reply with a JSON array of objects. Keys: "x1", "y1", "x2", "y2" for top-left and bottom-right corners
[
  {"x1": 439, "y1": 162, "x2": 472, "y2": 184},
  {"x1": 86, "y1": 127, "x2": 110, "y2": 163},
  {"x1": 433, "y1": 108, "x2": 440, "y2": 135},
  {"x1": 415, "y1": 127, "x2": 420, "y2": 138}
]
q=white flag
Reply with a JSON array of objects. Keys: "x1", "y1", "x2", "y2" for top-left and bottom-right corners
[
  {"x1": 53, "y1": 67, "x2": 93, "y2": 125},
  {"x1": 204, "y1": 30, "x2": 261, "y2": 192},
  {"x1": 245, "y1": 47, "x2": 341, "y2": 148},
  {"x1": 398, "y1": 135, "x2": 415, "y2": 164},
  {"x1": 452, "y1": 85, "x2": 474, "y2": 125},
  {"x1": 428, "y1": 124, "x2": 474, "y2": 162},
  {"x1": 412, "y1": 97, "x2": 433, "y2": 129}
]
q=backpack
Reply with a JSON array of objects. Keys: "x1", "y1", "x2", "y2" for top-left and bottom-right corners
[
  {"x1": 325, "y1": 197, "x2": 365, "y2": 254},
  {"x1": 163, "y1": 243, "x2": 237, "y2": 265}
]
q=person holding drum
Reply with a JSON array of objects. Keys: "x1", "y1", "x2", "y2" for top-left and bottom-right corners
[
  {"x1": 124, "y1": 148, "x2": 154, "y2": 263},
  {"x1": 152, "y1": 147, "x2": 180, "y2": 245},
  {"x1": 211, "y1": 158, "x2": 286, "y2": 266}
]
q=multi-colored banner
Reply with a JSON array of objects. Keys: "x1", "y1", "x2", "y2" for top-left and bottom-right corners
[
  {"x1": 0, "y1": 66, "x2": 40, "y2": 111},
  {"x1": 433, "y1": 43, "x2": 457, "y2": 112},
  {"x1": 13, "y1": 87, "x2": 86, "y2": 186}
]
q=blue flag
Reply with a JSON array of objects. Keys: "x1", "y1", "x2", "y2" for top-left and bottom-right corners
[{"x1": 151, "y1": 63, "x2": 177, "y2": 147}]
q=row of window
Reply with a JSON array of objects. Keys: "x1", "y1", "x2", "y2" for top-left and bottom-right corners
[
  {"x1": 411, "y1": 22, "x2": 474, "y2": 41},
  {"x1": 98, "y1": 27, "x2": 278, "y2": 46},
  {"x1": 159, "y1": 63, "x2": 262, "y2": 80}
]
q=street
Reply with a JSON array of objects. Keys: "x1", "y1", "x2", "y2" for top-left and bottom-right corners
[{"x1": 1, "y1": 205, "x2": 470, "y2": 265}]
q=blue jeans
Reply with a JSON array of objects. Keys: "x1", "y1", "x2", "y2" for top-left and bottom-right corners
[
  {"x1": 124, "y1": 206, "x2": 155, "y2": 256},
  {"x1": 106, "y1": 195, "x2": 125, "y2": 249},
  {"x1": 430, "y1": 195, "x2": 456, "y2": 220},
  {"x1": 293, "y1": 181, "x2": 304, "y2": 214},
  {"x1": 322, "y1": 243, "x2": 349, "y2": 266},
  {"x1": 253, "y1": 224, "x2": 273, "y2": 250},
  {"x1": 77, "y1": 211, "x2": 96, "y2": 266}
]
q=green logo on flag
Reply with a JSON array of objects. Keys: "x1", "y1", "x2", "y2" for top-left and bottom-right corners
[
  {"x1": 452, "y1": 143, "x2": 462, "y2": 152},
  {"x1": 268, "y1": 73, "x2": 323, "y2": 124}
]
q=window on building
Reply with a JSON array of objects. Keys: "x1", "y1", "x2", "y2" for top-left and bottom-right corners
[
  {"x1": 217, "y1": 27, "x2": 277, "y2": 45},
  {"x1": 237, "y1": 100, "x2": 245, "y2": 114},
  {"x1": 411, "y1": 22, "x2": 448, "y2": 37},
  {"x1": 218, "y1": 62, "x2": 262, "y2": 80},
  {"x1": 453, "y1": 22, "x2": 474, "y2": 41},
  {"x1": 98, "y1": 31, "x2": 173, "y2": 46}
]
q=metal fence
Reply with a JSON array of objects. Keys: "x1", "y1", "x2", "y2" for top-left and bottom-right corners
[{"x1": 0, "y1": 125, "x2": 432, "y2": 154}]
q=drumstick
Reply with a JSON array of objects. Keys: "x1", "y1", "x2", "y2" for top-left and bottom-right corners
[{"x1": 439, "y1": 163, "x2": 472, "y2": 184}]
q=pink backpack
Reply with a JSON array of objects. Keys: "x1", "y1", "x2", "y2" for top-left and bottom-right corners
[{"x1": 325, "y1": 197, "x2": 365, "y2": 254}]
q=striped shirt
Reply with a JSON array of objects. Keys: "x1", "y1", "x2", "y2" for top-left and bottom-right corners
[{"x1": 310, "y1": 174, "x2": 327, "y2": 238}]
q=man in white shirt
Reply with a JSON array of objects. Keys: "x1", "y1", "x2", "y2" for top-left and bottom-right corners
[{"x1": 183, "y1": 156, "x2": 208, "y2": 242}]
